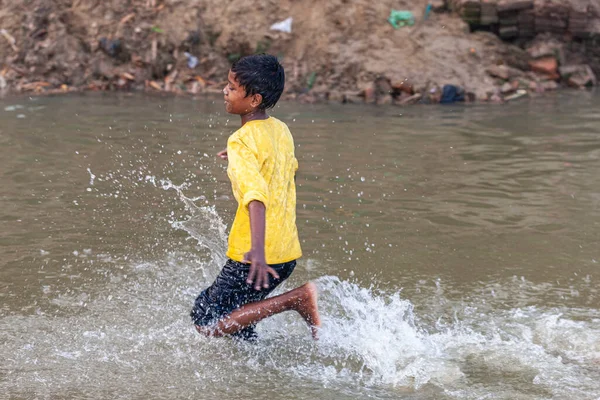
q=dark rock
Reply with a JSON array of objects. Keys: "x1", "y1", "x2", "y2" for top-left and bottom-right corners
[
  {"x1": 559, "y1": 64, "x2": 597, "y2": 88},
  {"x1": 488, "y1": 65, "x2": 510, "y2": 80},
  {"x1": 98, "y1": 37, "x2": 130, "y2": 63}
]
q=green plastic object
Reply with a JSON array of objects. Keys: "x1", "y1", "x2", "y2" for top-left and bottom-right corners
[{"x1": 388, "y1": 10, "x2": 415, "y2": 29}]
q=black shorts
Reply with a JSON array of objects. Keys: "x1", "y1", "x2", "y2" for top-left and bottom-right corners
[{"x1": 190, "y1": 258, "x2": 296, "y2": 340}]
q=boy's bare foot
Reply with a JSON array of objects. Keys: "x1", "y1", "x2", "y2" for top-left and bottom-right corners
[{"x1": 293, "y1": 282, "x2": 321, "y2": 340}]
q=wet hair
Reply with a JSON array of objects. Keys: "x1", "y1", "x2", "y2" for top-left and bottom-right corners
[{"x1": 231, "y1": 54, "x2": 285, "y2": 110}]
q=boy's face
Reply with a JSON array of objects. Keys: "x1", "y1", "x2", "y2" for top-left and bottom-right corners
[{"x1": 223, "y1": 70, "x2": 262, "y2": 115}]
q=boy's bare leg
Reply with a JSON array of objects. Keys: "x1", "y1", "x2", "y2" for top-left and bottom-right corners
[{"x1": 196, "y1": 282, "x2": 321, "y2": 339}]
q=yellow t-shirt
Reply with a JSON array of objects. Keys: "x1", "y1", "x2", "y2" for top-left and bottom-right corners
[{"x1": 226, "y1": 117, "x2": 302, "y2": 264}]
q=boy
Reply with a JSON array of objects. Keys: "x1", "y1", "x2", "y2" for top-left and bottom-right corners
[{"x1": 190, "y1": 54, "x2": 320, "y2": 341}]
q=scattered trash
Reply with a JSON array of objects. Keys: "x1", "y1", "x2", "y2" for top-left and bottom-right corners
[
  {"x1": 184, "y1": 52, "x2": 199, "y2": 69},
  {"x1": 388, "y1": 10, "x2": 415, "y2": 29},
  {"x1": 98, "y1": 37, "x2": 128, "y2": 61},
  {"x1": 16, "y1": 114, "x2": 26, "y2": 118},
  {"x1": 195, "y1": 75, "x2": 207, "y2": 86},
  {"x1": 4, "y1": 104, "x2": 24, "y2": 111},
  {"x1": 0, "y1": 29, "x2": 18, "y2": 51},
  {"x1": 147, "y1": 80, "x2": 162, "y2": 91},
  {"x1": 424, "y1": 3, "x2": 433, "y2": 20},
  {"x1": 504, "y1": 89, "x2": 528, "y2": 101},
  {"x1": 440, "y1": 84, "x2": 465, "y2": 104},
  {"x1": 164, "y1": 69, "x2": 179, "y2": 91},
  {"x1": 306, "y1": 72, "x2": 317, "y2": 90},
  {"x1": 21, "y1": 81, "x2": 51, "y2": 92},
  {"x1": 185, "y1": 31, "x2": 201, "y2": 47},
  {"x1": 151, "y1": 26, "x2": 164, "y2": 34},
  {"x1": 119, "y1": 13, "x2": 136, "y2": 25},
  {"x1": 151, "y1": 38, "x2": 158, "y2": 61},
  {"x1": 270, "y1": 17, "x2": 293, "y2": 33},
  {"x1": 0, "y1": 75, "x2": 6, "y2": 90}
]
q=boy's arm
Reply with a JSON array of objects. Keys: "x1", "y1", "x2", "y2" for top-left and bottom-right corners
[
  {"x1": 228, "y1": 136, "x2": 278, "y2": 290},
  {"x1": 243, "y1": 201, "x2": 280, "y2": 290}
]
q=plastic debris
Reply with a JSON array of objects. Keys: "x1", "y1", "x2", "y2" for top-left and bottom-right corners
[
  {"x1": 504, "y1": 89, "x2": 528, "y2": 101},
  {"x1": 440, "y1": 84, "x2": 465, "y2": 104},
  {"x1": 388, "y1": 10, "x2": 415, "y2": 29},
  {"x1": 184, "y1": 52, "x2": 199, "y2": 69},
  {"x1": 307, "y1": 72, "x2": 317, "y2": 90},
  {"x1": 4, "y1": 105, "x2": 24, "y2": 111},
  {"x1": 270, "y1": 17, "x2": 293, "y2": 33},
  {"x1": 98, "y1": 37, "x2": 126, "y2": 60},
  {"x1": 424, "y1": 3, "x2": 433, "y2": 20},
  {"x1": 0, "y1": 29, "x2": 18, "y2": 51},
  {"x1": 148, "y1": 81, "x2": 162, "y2": 91}
]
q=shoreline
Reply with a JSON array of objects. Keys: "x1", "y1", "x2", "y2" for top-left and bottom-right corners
[
  {"x1": 1, "y1": 0, "x2": 598, "y2": 106},
  {"x1": 1, "y1": 84, "x2": 597, "y2": 110}
]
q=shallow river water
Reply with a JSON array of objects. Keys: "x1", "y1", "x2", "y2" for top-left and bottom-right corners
[{"x1": 1, "y1": 92, "x2": 599, "y2": 399}]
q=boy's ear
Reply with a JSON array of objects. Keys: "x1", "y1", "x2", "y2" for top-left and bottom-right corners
[{"x1": 251, "y1": 93, "x2": 263, "y2": 108}]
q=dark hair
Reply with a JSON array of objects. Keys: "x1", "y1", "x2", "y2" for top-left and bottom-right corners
[{"x1": 231, "y1": 54, "x2": 285, "y2": 110}]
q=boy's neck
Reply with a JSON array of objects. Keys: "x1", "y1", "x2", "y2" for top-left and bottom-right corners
[{"x1": 241, "y1": 109, "x2": 269, "y2": 126}]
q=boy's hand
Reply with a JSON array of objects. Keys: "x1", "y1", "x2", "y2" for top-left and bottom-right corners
[
  {"x1": 217, "y1": 149, "x2": 228, "y2": 160},
  {"x1": 243, "y1": 249, "x2": 280, "y2": 291}
]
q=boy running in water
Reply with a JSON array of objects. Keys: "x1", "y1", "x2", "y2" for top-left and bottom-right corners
[{"x1": 191, "y1": 54, "x2": 320, "y2": 341}]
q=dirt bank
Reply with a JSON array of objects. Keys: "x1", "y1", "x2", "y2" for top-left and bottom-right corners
[{"x1": 0, "y1": 0, "x2": 599, "y2": 104}]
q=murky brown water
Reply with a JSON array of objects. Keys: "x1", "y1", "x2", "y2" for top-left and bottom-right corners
[{"x1": 1, "y1": 92, "x2": 600, "y2": 399}]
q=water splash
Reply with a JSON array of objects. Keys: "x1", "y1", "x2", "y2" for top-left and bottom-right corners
[
  {"x1": 3, "y1": 174, "x2": 599, "y2": 399},
  {"x1": 158, "y1": 178, "x2": 228, "y2": 273}
]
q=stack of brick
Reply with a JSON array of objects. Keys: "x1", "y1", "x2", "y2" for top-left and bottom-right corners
[
  {"x1": 451, "y1": 0, "x2": 600, "y2": 40},
  {"x1": 534, "y1": 0, "x2": 569, "y2": 35},
  {"x1": 480, "y1": 0, "x2": 499, "y2": 25},
  {"x1": 518, "y1": 10, "x2": 536, "y2": 37},
  {"x1": 448, "y1": 0, "x2": 483, "y2": 25},
  {"x1": 497, "y1": 0, "x2": 533, "y2": 38},
  {"x1": 568, "y1": 2, "x2": 599, "y2": 38}
]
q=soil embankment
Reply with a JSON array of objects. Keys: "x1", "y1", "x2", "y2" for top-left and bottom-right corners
[{"x1": 0, "y1": 0, "x2": 599, "y2": 104}]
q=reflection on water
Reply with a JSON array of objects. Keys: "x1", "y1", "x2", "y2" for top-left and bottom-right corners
[{"x1": 1, "y1": 92, "x2": 599, "y2": 399}]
